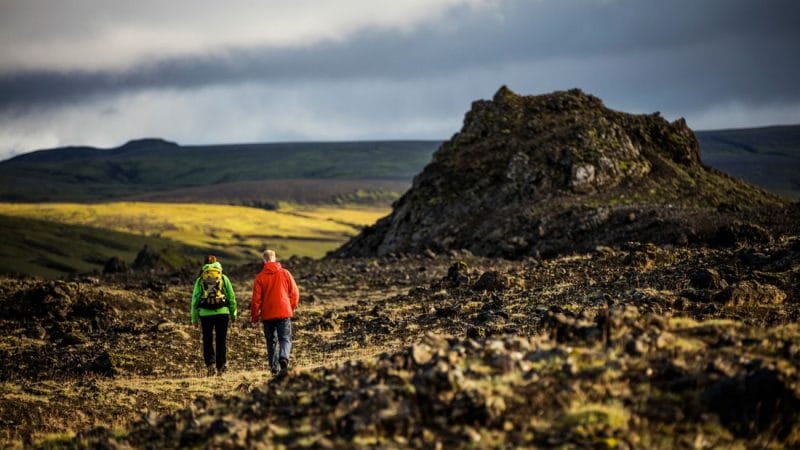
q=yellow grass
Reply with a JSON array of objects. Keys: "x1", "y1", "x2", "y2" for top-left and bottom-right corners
[
  {"x1": 282, "y1": 204, "x2": 390, "y2": 226},
  {"x1": 0, "y1": 202, "x2": 389, "y2": 259}
]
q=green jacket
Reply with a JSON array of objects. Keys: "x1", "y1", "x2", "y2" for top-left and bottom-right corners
[{"x1": 191, "y1": 261, "x2": 237, "y2": 324}]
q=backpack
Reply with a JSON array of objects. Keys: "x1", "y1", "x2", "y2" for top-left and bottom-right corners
[{"x1": 198, "y1": 266, "x2": 228, "y2": 309}]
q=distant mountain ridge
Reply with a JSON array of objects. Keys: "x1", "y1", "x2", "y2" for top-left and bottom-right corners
[
  {"x1": 696, "y1": 125, "x2": 800, "y2": 198},
  {"x1": 1, "y1": 123, "x2": 798, "y2": 203},
  {"x1": 9, "y1": 138, "x2": 181, "y2": 163},
  {"x1": 0, "y1": 139, "x2": 440, "y2": 203}
]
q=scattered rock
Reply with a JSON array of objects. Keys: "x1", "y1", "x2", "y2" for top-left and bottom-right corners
[{"x1": 714, "y1": 281, "x2": 786, "y2": 306}]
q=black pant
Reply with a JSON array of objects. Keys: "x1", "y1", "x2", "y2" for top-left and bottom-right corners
[{"x1": 200, "y1": 314, "x2": 229, "y2": 369}]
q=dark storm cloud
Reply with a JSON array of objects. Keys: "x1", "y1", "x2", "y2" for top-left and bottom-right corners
[{"x1": 2, "y1": 0, "x2": 799, "y2": 114}]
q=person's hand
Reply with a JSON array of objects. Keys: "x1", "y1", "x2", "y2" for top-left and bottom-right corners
[{"x1": 193, "y1": 322, "x2": 199, "y2": 329}]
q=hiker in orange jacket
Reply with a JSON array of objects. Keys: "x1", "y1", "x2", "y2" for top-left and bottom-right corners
[{"x1": 251, "y1": 249, "x2": 299, "y2": 377}]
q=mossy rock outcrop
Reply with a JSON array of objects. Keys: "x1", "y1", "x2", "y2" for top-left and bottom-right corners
[{"x1": 334, "y1": 87, "x2": 790, "y2": 258}]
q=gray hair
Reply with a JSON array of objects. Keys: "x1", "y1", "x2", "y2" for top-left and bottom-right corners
[{"x1": 262, "y1": 249, "x2": 276, "y2": 262}]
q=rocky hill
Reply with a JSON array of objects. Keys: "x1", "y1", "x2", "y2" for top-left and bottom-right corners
[{"x1": 335, "y1": 87, "x2": 791, "y2": 259}]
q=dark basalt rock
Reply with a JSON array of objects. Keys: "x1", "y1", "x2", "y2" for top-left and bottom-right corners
[
  {"x1": 102, "y1": 256, "x2": 128, "y2": 274},
  {"x1": 87, "y1": 351, "x2": 116, "y2": 376},
  {"x1": 689, "y1": 268, "x2": 728, "y2": 290},
  {"x1": 705, "y1": 366, "x2": 800, "y2": 441},
  {"x1": 333, "y1": 86, "x2": 785, "y2": 259},
  {"x1": 132, "y1": 245, "x2": 164, "y2": 271},
  {"x1": 711, "y1": 221, "x2": 773, "y2": 248}
]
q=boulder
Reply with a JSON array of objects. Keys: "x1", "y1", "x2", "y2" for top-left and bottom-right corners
[
  {"x1": 472, "y1": 271, "x2": 512, "y2": 291},
  {"x1": 103, "y1": 256, "x2": 128, "y2": 274},
  {"x1": 711, "y1": 221, "x2": 772, "y2": 248},
  {"x1": 689, "y1": 268, "x2": 728, "y2": 290}
]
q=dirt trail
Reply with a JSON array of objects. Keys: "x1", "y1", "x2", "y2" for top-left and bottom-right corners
[{"x1": 0, "y1": 256, "x2": 433, "y2": 446}]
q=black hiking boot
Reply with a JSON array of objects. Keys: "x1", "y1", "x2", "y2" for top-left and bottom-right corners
[
  {"x1": 206, "y1": 365, "x2": 216, "y2": 377},
  {"x1": 216, "y1": 365, "x2": 226, "y2": 376},
  {"x1": 278, "y1": 358, "x2": 289, "y2": 377}
]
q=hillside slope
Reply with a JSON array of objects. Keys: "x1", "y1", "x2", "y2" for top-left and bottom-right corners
[
  {"x1": 0, "y1": 202, "x2": 389, "y2": 278},
  {"x1": 335, "y1": 87, "x2": 792, "y2": 259},
  {"x1": 697, "y1": 125, "x2": 800, "y2": 199},
  {"x1": 0, "y1": 140, "x2": 438, "y2": 202},
  {"x1": 0, "y1": 214, "x2": 205, "y2": 278}
]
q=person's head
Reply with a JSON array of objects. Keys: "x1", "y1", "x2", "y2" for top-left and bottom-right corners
[
  {"x1": 262, "y1": 249, "x2": 276, "y2": 262},
  {"x1": 204, "y1": 255, "x2": 217, "y2": 264}
]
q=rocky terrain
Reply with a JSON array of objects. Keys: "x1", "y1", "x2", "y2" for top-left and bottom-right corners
[
  {"x1": 1, "y1": 238, "x2": 799, "y2": 448},
  {"x1": 1, "y1": 88, "x2": 799, "y2": 448},
  {"x1": 335, "y1": 87, "x2": 790, "y2": 259}
]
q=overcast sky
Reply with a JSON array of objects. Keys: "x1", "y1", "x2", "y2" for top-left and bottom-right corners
[{"x1": 1, "y1": 0, "x2": 799, "y2": 159}]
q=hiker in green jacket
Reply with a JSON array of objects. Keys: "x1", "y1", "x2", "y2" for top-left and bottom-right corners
[{"x1": 191, "y1": 255, "x2": 237, "y2": 376}]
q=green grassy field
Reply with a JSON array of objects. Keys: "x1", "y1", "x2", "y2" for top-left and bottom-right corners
[
  {"x1": 0, "y1": 202, "x2": 390, "y2": 278},
  {"x1": 0, "y1": 214, "x2": 204, "y2": 278}
]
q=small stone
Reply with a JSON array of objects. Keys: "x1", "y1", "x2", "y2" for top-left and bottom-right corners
[
  {"x1": 473, "y1": 271, "x2": 513, "y2": 291},
  {"x1": 655, "y1": 331, "x2": 676, "y2": 349},
  {"x1": 706, "y1": 357, "x2": 736, "y2": 378},
  {"x1": 88, "y1": 351, "x2": 116, "y2": 376},
  {"x1": 689, "y1": 269, "x2": 728, "y2": 290},
  {"x1": 156, "y1": 320, "x2": 176, "y2": 332},
  {"x1": 410, "y1": 344, "x2": 433, "y2": 365},
  {"x1": 445, "y1": 261, "x2": 470, "y2": 286},
  {"x1": 562, "y1": 361, "x2": 579, "y2": 376},
  {"x1": 463, "y1": 426, "x2": 481, "y2": 443},
  {"x1": 26, "y1": 323, "x2": 47, "y2": 339},
  {"x1": 626, "y1": 335, "x2": 649, "y2": 356}
]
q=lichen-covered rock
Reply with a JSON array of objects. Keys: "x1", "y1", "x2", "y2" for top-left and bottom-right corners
[
  {"x1": 472, "y1": 270, "x2": 512, "y2": 291},
  {"x1": 334, "y1": 87, "x2": 784, "y2": 259},
  {"x1": 714, "y1": 280, "x2": 786, "y2": 306},
  {"x1": 711, "y1": 221, "x2": 773, "y2": 248}
]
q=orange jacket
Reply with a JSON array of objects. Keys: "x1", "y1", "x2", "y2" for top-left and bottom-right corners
[{"x1": 251, "y1": 262, "x2": 299, "y2": 322}]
